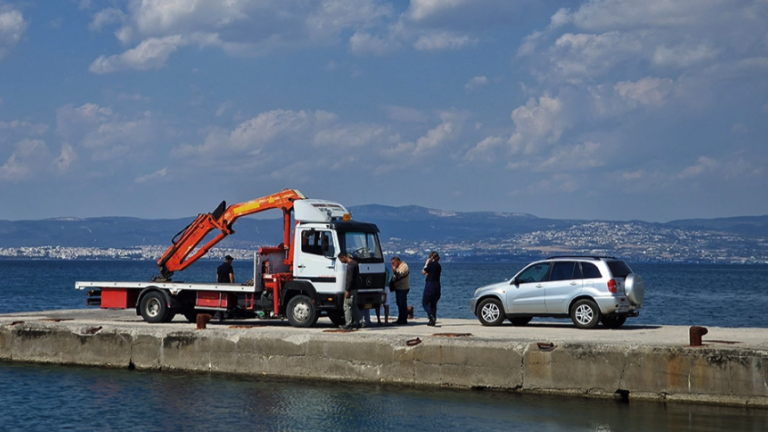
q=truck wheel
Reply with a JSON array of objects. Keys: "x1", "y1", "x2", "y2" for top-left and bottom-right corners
[
  {"x1": 601, "y1": 315, "x2": 627, "y2": 329},
  {"x1": 477, "y1": 298, "x2": 505, "y2": 326},
  {"x1": 327, "y1": 311, "x2": 346, "y2": 326},
  {"x1": 286, "y1": 295, "x2": 317, "y2": 327},
  {"x1": 140, "y1": 291, "x2": 168, "y2": 323},
  {"x1": 571, "y1": 299, "x2": 601, "y2": 329}
]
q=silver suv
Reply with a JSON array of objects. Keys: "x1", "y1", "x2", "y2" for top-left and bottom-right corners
[{"x1": 469, "y1": 256, "x2": 644, "y2": 329}]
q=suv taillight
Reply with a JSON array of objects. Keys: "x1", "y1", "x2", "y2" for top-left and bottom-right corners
[{"x1": 607, "y1": 279, "x2": 617, "y2": 293}]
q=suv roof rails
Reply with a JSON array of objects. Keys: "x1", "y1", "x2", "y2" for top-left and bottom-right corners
[{"x1": 545, "y1": 255, "x2": 617, "y2": 260}]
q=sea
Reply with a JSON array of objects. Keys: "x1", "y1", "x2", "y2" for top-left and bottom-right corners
[{"x1": 2, "y1": 259, "x2": 767, "y2": 431}]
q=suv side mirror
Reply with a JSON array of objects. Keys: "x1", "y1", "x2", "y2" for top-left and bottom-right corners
[{"x1": 511, "y1": 277, "x2": 519, "y2": 286}]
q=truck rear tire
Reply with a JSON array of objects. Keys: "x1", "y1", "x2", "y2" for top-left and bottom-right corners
[
  {"x1": 286, "y1": 295, "x2": 318, "y2": 327},
  {"x1": 140, "y1": 291, "x2": 168, "y2": 323}
]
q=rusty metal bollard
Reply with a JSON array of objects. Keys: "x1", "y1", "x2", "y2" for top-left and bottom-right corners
[
  {"x1": 689, "y1": 326, "x2": 708, "y2": 346},
  {"x1": 407, "y1": 306, "x2": 414, "y2": 320},
  {"x1": 196, "y1": 314, "x2": 212, "y2": 330}
]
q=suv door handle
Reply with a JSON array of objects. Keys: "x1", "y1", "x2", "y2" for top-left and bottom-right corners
[
  {"x1": 297, "y1": 265, "x2": 306, "y2": 269},
  {"x1": 536, "y1": 284, "x2": 543, "y2": 288},
  {"x1": 326, "y1": 265, "x2": 335, "y2": 269}
]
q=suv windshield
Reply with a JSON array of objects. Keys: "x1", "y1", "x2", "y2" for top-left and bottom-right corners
[
  {"x1": 341, "y1": 231, "x2": 383, "y2": 263},
  {"x1": 607, "y1": 260, "x2": 632, "y2": 277}
]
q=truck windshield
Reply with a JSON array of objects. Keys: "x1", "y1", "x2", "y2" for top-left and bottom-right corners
[{"x1": 342, "y1": 232, "x2": 383, "y2": 263}]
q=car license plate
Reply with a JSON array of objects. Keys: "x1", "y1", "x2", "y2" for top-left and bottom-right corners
[{"x1": 618, "y1": 305, "x2": 629, "y2": 313}]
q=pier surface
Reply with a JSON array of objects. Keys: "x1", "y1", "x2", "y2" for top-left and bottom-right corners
[{"x1": 2, "y1": 309, "x2": 767, "y2": 407}]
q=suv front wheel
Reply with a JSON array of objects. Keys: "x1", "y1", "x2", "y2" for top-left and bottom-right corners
[
  {"x1": 571, "y1": 299, "x2": 600, "y2": 329},
  {"x1": 477, "y1": 298, "x2": 505, "y2": 326}
]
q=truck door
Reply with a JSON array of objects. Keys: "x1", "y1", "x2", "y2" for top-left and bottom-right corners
[{"x1": 293, "y1": 228, "x2": 338, "y2": 294}]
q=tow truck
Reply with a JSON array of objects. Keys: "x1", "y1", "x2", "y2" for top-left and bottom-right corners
[{"x1": 75, "y1": 189, "x2": 386, "y2": 327}]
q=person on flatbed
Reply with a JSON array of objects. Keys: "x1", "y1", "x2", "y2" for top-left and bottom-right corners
[{"x1": 217, "y1": 255, "x2": 235, "y2": 283}]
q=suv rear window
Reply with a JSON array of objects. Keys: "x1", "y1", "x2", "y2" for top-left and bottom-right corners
[{"x1": 606, "y1": 260, "x2": 632, "y2": 277}]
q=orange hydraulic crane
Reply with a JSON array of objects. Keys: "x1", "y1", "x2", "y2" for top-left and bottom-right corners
[{"x1": 156, "y1": 189, "x2": 306, "y2": 280}]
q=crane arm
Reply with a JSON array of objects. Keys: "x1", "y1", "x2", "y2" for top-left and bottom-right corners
[{"x1": 155, "y1": 189, "x2": 306, "y2": 280}]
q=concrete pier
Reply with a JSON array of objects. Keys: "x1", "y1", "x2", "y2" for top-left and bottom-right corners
[{"x1": 1, "y1": 309, "x2": 767, "y2": 408}]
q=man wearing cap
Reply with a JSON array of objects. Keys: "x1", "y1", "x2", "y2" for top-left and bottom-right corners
[{"x1": 217, "y1": 255, "x2": 235, "y2": 283}]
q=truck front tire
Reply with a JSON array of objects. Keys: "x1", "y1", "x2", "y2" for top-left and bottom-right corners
[{"x1": 286, "y1": 295, "x2": 318, "y2": 327}]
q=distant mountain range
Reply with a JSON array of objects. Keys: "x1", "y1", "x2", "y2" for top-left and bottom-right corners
[{"x1": 1, "y1": 205, "x2": 766, "y2": 249}]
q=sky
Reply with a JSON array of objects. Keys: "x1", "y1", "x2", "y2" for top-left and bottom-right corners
[{"x1": 0, "y1": 0, "x2": 766, "y2": 223}]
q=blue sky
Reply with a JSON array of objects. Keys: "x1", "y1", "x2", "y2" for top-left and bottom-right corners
[{"x1": 0, "y1": 0, "x2": 766, "y2": 222}]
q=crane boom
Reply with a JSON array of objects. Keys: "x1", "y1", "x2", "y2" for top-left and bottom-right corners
[{"x1": 155, "y1": 189, "x2": 306, "y2": 280}]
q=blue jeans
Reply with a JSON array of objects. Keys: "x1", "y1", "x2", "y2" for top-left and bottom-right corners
[
  {"x1": 422, "y1": 282, "x2": 441, "y2": 318},
  {"x1": 395, "y1": 289, "x2": 409, "y2": 323}
]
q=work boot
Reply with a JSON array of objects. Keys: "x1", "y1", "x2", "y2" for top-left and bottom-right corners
[{"x1": 427, "y1": 315, "x2": 436, "y2": 326}]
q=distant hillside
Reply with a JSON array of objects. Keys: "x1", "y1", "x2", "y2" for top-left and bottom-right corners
[
  {"x1": 0, "y1": 205, "x2": 766, "y2": 248},
  {"x1": 665, "y1": 215, "x2": 768, "y2": 237}
]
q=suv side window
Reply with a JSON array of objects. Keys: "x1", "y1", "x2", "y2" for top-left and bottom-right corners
[
  {"x1": 581, "y1": 262, "x2": 602, "y2": 279},
  {"x1": 516, "y1": 263, "x2": 551, "y2": 283},
  {"x1": 549, "y1": 261, "x2": 576, "y2": 281}
]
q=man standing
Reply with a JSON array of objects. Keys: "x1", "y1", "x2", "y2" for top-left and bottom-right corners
[
  {"x1": 390, "y1": 256, "x2": 410, "y2": 325},
  {"x1": 337, "y1": 252, "x2": 362, "y2": 329},
  {"x1": 217, "y1": 255, "x2": 235, "y2": 283}
]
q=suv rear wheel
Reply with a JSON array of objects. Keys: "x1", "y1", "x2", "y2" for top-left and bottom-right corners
[
  {"x1": 477, "y1": 298, "x2": 505, "y2": 326},
  {"x1": 571, "y1": 299, "x2": 600, "y2": 329}
]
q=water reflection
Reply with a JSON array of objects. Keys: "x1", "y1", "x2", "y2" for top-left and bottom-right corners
[{"x1": 1, "y1": 363, "x2": 766, "y2": 432}]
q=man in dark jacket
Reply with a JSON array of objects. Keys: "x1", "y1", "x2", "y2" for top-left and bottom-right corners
[{"x1": 337, "y1": 252, "x2": 361, "y2": 329}]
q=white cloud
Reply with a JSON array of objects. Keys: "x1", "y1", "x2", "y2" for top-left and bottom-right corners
[
  {"x1": 614, "y1": 77, "x2": 674, "y2": 106},
  {"x1": 0, "y1": 5, "x2": 27, "y2": 61},
  {"x1": 173, "y1": 109, "x2": 337, "y2": 158},
  {"x1": 91, "y1": 0, "x2": 393, "y2": 71},
  {"x1": 0, "y1": 139, "x2": 51, "y2": 182},
  {"x1": 89, "y1": 7, "x2": 125, "y2": 31},
  {"x1": 349, "y1": 32, "x2": 398, "y2": 56},
  {"x1": 677, "y1": 156, "x2": 718, "y2": 179},
  {"x1": 413, "y1": 31, "x2": 476, "y2": 51},
  {"x1": 464, "y1": 136, "x2": 503, "y2": 162},
  {"x1": 313, "y1": 123, "x2": 391, "y2": 148},
  {"x1": 413, "y1": 120, "x2": 455, "y2": 155},
  {"x1": 465, "y1": 76, "x2": 488, "y2": 91},
  {"x1": 135, "y1": 167, "x2": 167, "y2": 183},
  {"x1": 54, "y1": 144, "x2": 76, "y2": 172},
  {"x1": 405, "y1": 0, "x2": 471, "y2": 22},
  {"x1": 56, "y1": 103, "x2": 165, "y2": 162},
  {"x1": 89, "y1": 35, "x2": 187, "y2": 73},
  {"x1": 538, "y1": 141, "x2": 603, "y2": 171},
  {"x1": 508, "y1": 95, "x2": 567, "y2": 154}
]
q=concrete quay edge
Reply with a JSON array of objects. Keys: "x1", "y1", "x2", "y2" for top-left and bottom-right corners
[{"x1": 1, "y1": 309, "x2": 767, "y2": 408}]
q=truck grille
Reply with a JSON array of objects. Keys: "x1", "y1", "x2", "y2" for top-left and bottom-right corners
[{"x1": 361, "y1": 272, "x2": 386, "y2": 289}]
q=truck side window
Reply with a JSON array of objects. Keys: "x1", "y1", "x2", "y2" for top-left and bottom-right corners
[{"x1": 302, "y1": 231, "x2": 332, "y2": 256}]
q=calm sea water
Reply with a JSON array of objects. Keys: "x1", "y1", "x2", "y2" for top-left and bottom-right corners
[{"x1": 2, "y1": 260, "x2": 768, "y2": 431}]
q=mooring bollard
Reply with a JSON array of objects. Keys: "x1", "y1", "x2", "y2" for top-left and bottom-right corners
[
  {"x1": 689, "y1": 326, "x2": 708, "y2": 346},
  {"x1": 196, "y1": 314, "x2": 212, "y2": 330},
  {"x1": 407, "y1": 306, "x2": 414, "y2": 320}
]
